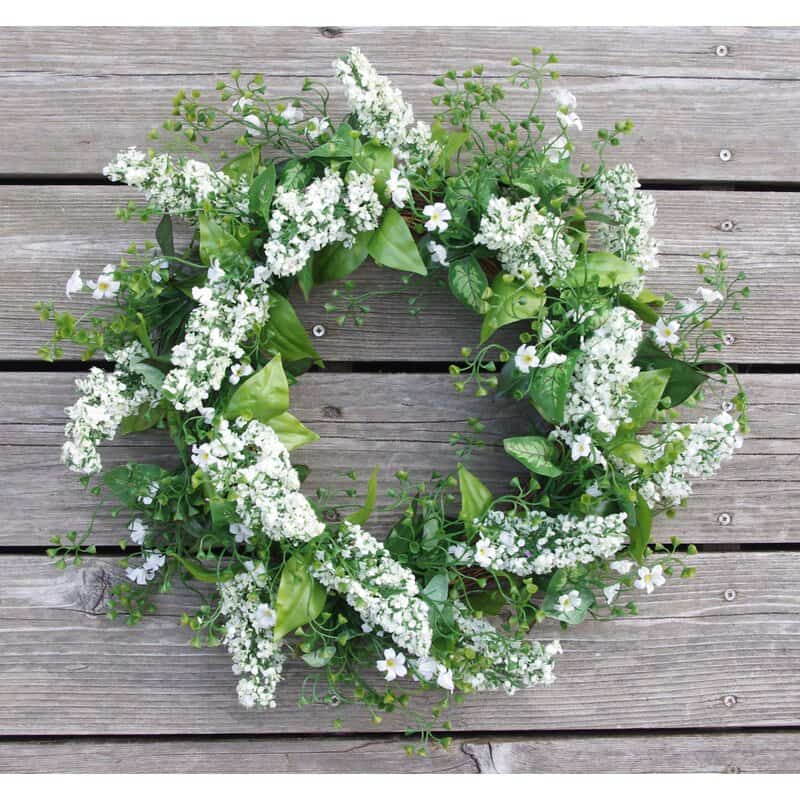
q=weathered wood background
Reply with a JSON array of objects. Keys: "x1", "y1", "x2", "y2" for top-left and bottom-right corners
[{"x1": 1, "y1": 27, "x2": 798, "y2": 773}]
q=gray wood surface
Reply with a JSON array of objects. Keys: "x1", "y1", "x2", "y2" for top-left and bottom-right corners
[
  {"x1": 2, "y1": 186, "x2": 793, "y2": 363},
  {"x1": 2, "y1": 731, "x2": 799, "y2": 773},
  {"x1": 0, "y1": 371, "x2": 792, "y2": 546},
  {"x1": 0, "y1": 28, "x2": 798, "y2": 179},
  {"x1": 1, "y1": 552, "x2": 799, "y2": 736}
]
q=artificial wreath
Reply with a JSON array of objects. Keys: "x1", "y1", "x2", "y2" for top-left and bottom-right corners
[{"x1": 38, "y1": 47, "x2": 749, "y2": 748}]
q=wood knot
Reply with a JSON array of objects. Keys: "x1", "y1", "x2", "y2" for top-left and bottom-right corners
[
  {"x1": 78, "y1": 562, "x2": 121, "y2": 614},
  {"x1": 319, "y1": 27, "x2": 343, "y2": 38},
  {"x1": 323, "y1": 405, "x2": 343, "y2": 419}
]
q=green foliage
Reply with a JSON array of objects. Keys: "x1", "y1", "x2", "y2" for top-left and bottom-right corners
[
  {"x1": 368, "y1": 209, "x2": 427, "y2": 275},
  {"x1": 457, "y1": 464, "x2": 493, "y2": 525},
  {"x1": 503, "y1": 435, "x2": 562, "y2": 477},
  {"x1": 224, "y1": 353, "x2": 290, "y2": 423},
  {"x1": 480, "y1": 275, "x2": 544, "y2": 342},
  {"x1": 448, "y1": 255, "x2": 489, "y2": 313},
  {"x1": 274, "y1": 554, "x2": 327, "y2": 641}
]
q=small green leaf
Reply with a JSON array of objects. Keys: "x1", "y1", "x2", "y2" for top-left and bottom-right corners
[
  {"x1": 480, "y1": 275, "x2": 544, "y2": 343},
  {"x1": 248, "y1": 161, "x2": 276, "y2": 221},
  {"x1": 635, "y1": 339, "x2": 709, "y2": 406},
  {"x1": 222, "y1": 146, "x2": 260, "y2": 182},
  {"x1": 274, "y1": 554, "x2": 327, "y2": 641},
  {"x1": 567, "y1": 251, "x2": 638, "y2": 288},
  {"x1": 266, "y1": 292, "x2": 322, "y2": 366},
  {"x1": 267, "y1": 411, "x2": 319, "y2": 451},
  {"x1": 302, "y1": 646, "x2": 337, "y2": 667},
  {"x1": 346, "y1": 466, "x2": 379, "y2": 526},
  {"x1": 352, "y1": 143, "x2": 394, "y2": 195},
  {"x1": 457, "y1": 464, "x2": 493, "y2": 525},
  {"x1": 313, "y1": 230, "x2": 371, "y2": 284},
  {"x1": 118, "y1": 402, "x2": 166, "y2": 437},
  {"x1": 155, "y1": 214, "x2": 174, "y2": 258},
  {"x1": 368, "y1": 208, "x2": 427, "y2": 275},
  {"x1": 224, "y1": 354, "x2": 289, "y2": 423},
  {"x1": 609, "y1": 440, "x2": 649, "y2": 468},
  {"x1": 628, "y1": 494, "x2": 653, "y2": 562},
  {"x1": 198, "y1": 214, "x2": 249, "y2": 270},
  {"x1": 503, "y1": 435, "x2": 563, "y2": 477},
  {"x1": 448, "y1": 255, "x2": 488, "y2": 313},
  {"x1": 527, "y1": 350, "x2": 579, "y2": 424},
  {"x1": 618, "y1": 368, "x2": 671, "y2": 434}
]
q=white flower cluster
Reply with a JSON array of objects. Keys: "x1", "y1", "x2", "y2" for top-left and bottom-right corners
[
  {"x1": 218, "y1": 562, "x2": 285, "y2": 709},
  {"x1": 125, "y1": 550, "x2": 166, "y2": 585},
  {"x1": 311, "y1": 522, "x2": 432, "y2": 657},
  {"x1": 562, "y1": 307, "x2": 643, "y2": 439},
  {"x1": 161, "y1": 285, "x2": 270, "y2": 413},
  {"x1": 335, "y1": 47, "x2": 440, "y2": 171},
  {"x1": 453, "y1": 604, "x2": 560, "y2": 694},
  {"x1": 193, "y1": 418, "x2": 324, "y2": 544},
  {"x1": 466, "y1": 508, "x2": 628, "y2": 576},
  {"x1": 62, "y1": 342, "x2": 160, "y2": 475},
  {"x1": 474, "y1": 196, "x2": 575, "y2": 288},
  {"x1": 595, "y1": 164, "x2": 659, "y2": 288},
  {"x1": 257, "y1": 169, "x2": 382, "y2": 282},
  {"x1": 637, "y1": 412, "x2": 744, "y2": 508},
  {"x1": 103, "y1": 147, "x2": 248, "y2": 220}
]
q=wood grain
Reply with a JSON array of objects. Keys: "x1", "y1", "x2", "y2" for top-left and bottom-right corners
[
  {"x1": 0, "y1": 371, "x2": 791, "y2": 547},
  {"x1": 2, "y1": 186, "x2": 792, "y2": 363},
  {"x1": 2, "y1": 731, "x2": 799, "y2": 773},
  {"x1": 1, "y1": 552, "x2": 798, "y2": 736},
  {"x1": 0, "y1": 28, "x2": 798, "y2": 179}
]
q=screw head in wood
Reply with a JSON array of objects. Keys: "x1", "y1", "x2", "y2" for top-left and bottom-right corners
[
  {"x1": 723, "y1": 333, "x2": 736, "y2": 345},
  {"x1": 312, "y1": 323, "x2": 326, "y2": 338},
  {"x1": 723, "y1": 694, "x2": 738, "y2": 707},
  {"x1": 720, "y1": 219, "x2": 735, "y2": 232},
  {"x1": 717, "y1": 512, "x2": 732, "y2": 526},
  {"x1": 721, "y1": 400, "x2": 734, "y2": 412},
  {"x1": 719, "y1": 148, "x2": 732, "y2": 162},
  {"x1": 724, "y1": 588, "x2": 737, "y2": 602},
  {"x1": 716, "y1": 44, "x2": 729, "y2": 57}
]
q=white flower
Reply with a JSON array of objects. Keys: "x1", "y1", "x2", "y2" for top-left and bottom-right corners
[
  {"x1": 281, "y1": 105, "x2": 304, "y2": 124},
  {"x1": 678, "y1": 297, "x2": 701, "y2": 314},
  {"x1": 305, "y1": 116, "x2": 330, "y2": 140},
  {"x1": 697, "y1": 286, "x2": 724, "y2": 304},
  {"x1": 229, "y1": 362, "x2": 253, "y2": 385},
  {"x1": 192, "y1": 443, "x2": 215, "y2": 471},
  {"x1": 652, "y1": 317, "x2": 680, "y2": 346},
  {"x1": 634, "y1": 564, "x2": 666, "y2": 594},
  {"x1": 603, "y1": 583, "x2": 620, "y2": 605},
  {"x1": 414, "y1": 655, "x2": 439, "y2": 682},
  {"x1": 88, "y1": 266, "x2": 120, "y2": 300},
  {"x1": 515, "y1": 344, "x2": 540, "y2": 373},
  {"x1": 230, "y1": 522, "x2": 255, "y2": 544},
  {"x1": 243, "y1": 114, "x2": 265, "y2": 132},
  {"x1": 570, "y1": 434, "x2": 593, "y2": 461},
  {"x1": 546, "y1": 135, "x2": 569, "y2": 163},
  {"x1": 586, "y1": 483, "x2": 602, "y2": 498},
  {"x1": 437, "y1": 667, "x2": 455, "y2": 692},
  {"x1": 386, "y1": 168, "x2": 411, "y2": 208},
  {"x1": 540, "y1": 320, "x2": 554, "y2": 340},
  {"x1": 254, "y1": 604, "x2": 276, "y2": 630},
  {"x1": 361, "y1": 622, "x2": 373, "y2": 634},
  {"x1": 65, "y1": 270, "x2": 83, "y2": 298},
  {"x1": 447, "y1": 543, "x2": 469, "y2": 562},
  {"x1": 557, "y1": 590, "x2": 582, "y2": 613},
  {"x1": 376, "y1": 648, "x2": 407, "y2": 681},
  {"x1": 128, "y1": 518, "x2": 148, "y2": 545},
  {"x1": 611, "y1": 559, "x2": 634, "y2": 575},
  {"x1": 552, "y1": 88, "x2": 577, "y2": 111},
  {"x1": 423, "y1": 202, "x2": 451, "y2": 233},
  {"x1": 474, "y1": 537, "x2": 497, "y2": 568},
  {"x1": 553, "y1": 92, "x2": 582, "y2": 133},
  {"x1": 200, "y1": 407, "x2": 216, "y2": 425},
  {"x1": 207, "y1": 259, "x2": 225, "y2": 284},
  {"x1": 427, "y1": 240, "x2": 449, "y2": 266},
  {"x1": 137, "y1": 481, "x2": 159, "y2": 507},
  {"x1": 542, "y1": 351, "x2": 567, "y2": 368}
]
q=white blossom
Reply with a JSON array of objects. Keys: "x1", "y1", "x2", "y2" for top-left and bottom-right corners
[
  {"x1": 558, "y1": 590, "x2": 581, "y2": 613},
  {"x1": 88, "y1": 265, "x2": 120, "y2": 300},
  {"x1": 697, "y1": 286, "x2": 724, "y2": 304},
  {"x1": 65, "y1": 269, "x2": 83, "y2": 298},
  {"x1": 423, "y1": 202, "x2": 451, "y2": 233},
  {"x1": 128, "y1": 518, "x2": 149, "y2": 545},
  {"x1": 386, "y1": 168, "x2": 411, "y2": 208},
  {"x1": 514, "y1": 344, "x2": 540, "y2": 373},
  {"x1": 376, "y1": 648, "x2": 407, "y2": 681},
  {"x1": 652, "y1": 317, "x2": 680, "y2": 346},
  {"x1": 634, "y1": 564, "x2": 666, "y2": 594}
]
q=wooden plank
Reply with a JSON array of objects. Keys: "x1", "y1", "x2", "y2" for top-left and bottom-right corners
[
  {"x1": 0, "y1": 28, "x2": 798, "y2": 179},
  {"x1": 0, "y1": 371, "x2": 792, "y2": 547},
  {"x1": 1, "y1": 186, "x2": 794, "y2": 363},
  {"x1": 1, "y1": 552, "x2": 799, "y2": 735},
  {"x1": 2, "y1": 731, "x2": 800, "y2": 772}
]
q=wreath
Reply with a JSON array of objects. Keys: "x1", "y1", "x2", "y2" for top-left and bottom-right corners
[{"x1": 37, "y1": 47, "x2": 749, "y2": 749}]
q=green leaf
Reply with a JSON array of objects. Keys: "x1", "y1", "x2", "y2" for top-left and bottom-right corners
[
  {"x1": 248, "y1": 161, "x2": 276, "y2": 221},
  {"x1": 118, "y1": 402, "x2": 166, "y2": 437},
  {"x1": 198, "y1": 214, "x2": 248, "y2": 270},
  {"x1": 527, "y1": 350, "x2": 579, "y2": 425},
  {"x1": 618, "y1": 368, "x2": 671, "y2": 434},
  {"x1": 266, "y1": 292, "x2": 322, "y2": 366},
  {"x1": 168, "y1": 552, "x2": 235, "y2": 584},
  {"x1": 277, "y1": 158, "x2": 314, "y2": 191},
  {"x1": 306, "y1": 123, "x2": 362, "y2": 159},
  {"x1": 352, "y1": 143, "x2": 394, "y2": 195},
  {"x1": 609, "y1": 440, "x2": 649, "y2": 468},
  {"x1": 224, "y1": 354, "x2": 289, "y2": 423},
  {"x1": 422, "y1": 574, "x2": 449, "y2": 607},
  {"x1": 296, "y1": 258, "x2": 315, "y2": 301},
  {"x1": 480, "y1": 275, "x2": 545, "y2": 343},
  {"x1": 448, "y1": 255, "x2": 488, "y2": 313},
  {"x1": 274, "y1": 554, "x2": 327, "y2": 641},
  {"x1": 209, "y1": 497, "x2": 238, "y2": 529},
  {"x1": 155, "y1": 214, "x2": 174, "y2": 258},
  {"x1": 457, "y1": 464, "x2": 493, "y2": 525},
  {"x1": 503, "y1": 435, "x2": 563, "y2": 478},
  {"x1": 468, "y1": 589, "x2": 506, "y2": 615},
  {"x1": 567, "y1": 251, "x2": 638, "y2": 288},
  {"x1": 635, "y1": 339, "x2": 709, "y2": 406},
  {"x1": 103, "y1": 464, "x2": 171, "y2": 508},
  {"x1": 267, "y1": 411, "x2": 319, "y2": 451},
  {"x1": 302, "y1": 646, "x2": 337, "y2": 667},
  {"x1": 620, "y1": 292, "x2": 660, "y2": 325},
  {"x1": 313, "y1": 229, "x2": 371, "y2": 284},
  {"x1": 543, "y1": 582, "x2": 594, "y2": 624},
  {"x1": 628, "y1": 494, "x2": 653, "y2": 562},
  {"x1": 346, "y1": 466, "x2": 379, "y2": 526},
  {"x1": 368, "y1": 208, "x2": 427, "y2": 275},
  {"x1": 222, "y1": 146, "x2": 261, "y2": 182}
]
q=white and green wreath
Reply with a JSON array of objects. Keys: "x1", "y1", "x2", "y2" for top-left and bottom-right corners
[{"x1": 38, "y1": 48, "x2": 749, "y2": 747}]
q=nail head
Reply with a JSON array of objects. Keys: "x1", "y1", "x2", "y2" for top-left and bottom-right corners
[
  {"x1": 719, "y1": 148, "x2": 732, "y2": 162},
  {"x1": 723, "y1": 694, "x2": 738, "y2": 707},
  {"x1": 312, "y1": 323, "x2": 326, "y2": 338},
  {"x1": 724, "y1": 588, "x2": 737, "y2": 602},
  {"x1": 721, "y1": 400, "x2": 734, "y2": 412},
  {"x1": 717, "y1": 512, "x2": 732, "y2": 526},
  {"x1": 716, "y1": 44, "x2": 729, "y2": 57},
  {"x1": 723, "y1": 333, "x2": 736, "y2": 346},
  {"x1": 720, "y1": 219, "x2": 735, "y2": 232}
]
